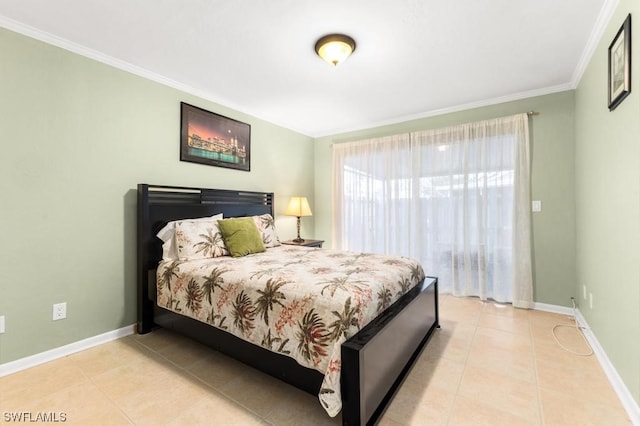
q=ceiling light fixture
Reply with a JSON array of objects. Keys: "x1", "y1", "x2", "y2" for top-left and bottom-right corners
[{"x1": 314, "y1": 34, "x2": 356, "y2": 66}]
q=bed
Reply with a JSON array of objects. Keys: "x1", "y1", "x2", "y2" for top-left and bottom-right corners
[{"x1": 137, "y1": 184, "x2": 439, "y2": 425}]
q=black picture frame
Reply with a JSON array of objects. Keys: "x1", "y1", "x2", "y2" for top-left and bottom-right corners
[
  {"x1": 608, "y1": 14, "x2": 631, "y2": 111},
  {"x1": 180, "y1": 102, "x2": 251, "y2": 171}
]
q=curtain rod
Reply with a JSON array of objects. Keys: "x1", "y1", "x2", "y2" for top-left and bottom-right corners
[{"x1": 331, "y1": 112, "x2": 539, "y2": 145}]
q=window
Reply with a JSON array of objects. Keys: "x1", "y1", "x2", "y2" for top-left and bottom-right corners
[{"x1": 333, "y1": 114, "x2": 533, "y2": 307}]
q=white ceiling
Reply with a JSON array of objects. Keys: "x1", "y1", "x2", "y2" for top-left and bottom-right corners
[{"x1": 0, "y1": 0, "x2": 614, "y2": 137}]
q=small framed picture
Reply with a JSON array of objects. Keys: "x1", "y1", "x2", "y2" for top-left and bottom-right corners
[
  {"x1": 608, "y1": 14, "x2": 631, "y2": 111},
  {"x1": 180, "y1": 102, "x2": 251, "y2": 171}
]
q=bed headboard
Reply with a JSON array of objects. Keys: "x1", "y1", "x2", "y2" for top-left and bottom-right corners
[{"x1": 137, "y1": 184, "x2": 274, "y2": 333}]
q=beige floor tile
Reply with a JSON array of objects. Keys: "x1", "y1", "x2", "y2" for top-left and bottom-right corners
[
  {"x1": 478, "y1": 311, "x2": 531, "y2": 335},
  {"x1": 133, "y1": 327, "x2": 187, "y2": 352},
  {"x1": 448, "y1": 395, "x2": 540, "y2": 426},
  {"x1": 443, "y1": 295, "x2": 485, "y2": 310},
  {"x1": 473, "y1": 325, "x2": 533, "y2": 354},
  {"x1": 219, "y1": 367, "x2": 302, "y2": 418},
  {"x1": 164, "y1": 390, "x2": 264, "y2": 426},
  {"x1": 466, "y1": 340, "x2": 537, "y2": 383},
  {"x1": 542, "y1": 322, "x2": 592, "y2": 353},
  {"x1": 66, "y1": 410, "x2": 132, "y2": 425},
  {"x1": 457, "y1": 365, "x2": 540, "y2": 423},
  {"x1": 533, "y1": 337, "x2": 597, "y2": 370},
  {"x1": 528, "y1": 310, "x2": 574, "y2": 333},
  {"x1": 1, "y1": 358, "x2": 89, "y2": 403},
  {"x1": 11, "y1": 382, "x2": 129, "y2": 425},
  {"x1": 111, "y1": 372, "x2": 215, "y2": 424},
  {"x1": 377, "y1": 416, "x2": 406, "y2": 426},
  {"x1": 540, "y1": 387, "x2": 632, "y2": 425},
  {"x1": 422, "y1": 329, "x2": 473, "y2": 364},
  {"x1": 438, "y1": 314, "x2": 477, "y2": 335},
  {"x1": 67, "y1": 338, "x2": 154, "y2": 378},
  {"x1": 440, "y1": 297, "x2": 484, "y2": 325},
  {"x1": 408, "y1": 353, "x2": 465, "y2": 393},
  {"x1": 265, "y1": 388, "x2": 342, "y2": 426},
  {"x1": 482, "y1": 301, "x2": 531, "y2": 318},
  {"x1": 381, "y1": 377, "x2": 455, "y2": 426},
  {"x1": 185, "y1": 350, "x2": 253, "y2": 389},
  {"x1": 153, "y1": 335, "x2": 214, "y2": 368},
  {"x1": 90, "y1": 357, "x2": 181, "y2": 405},
  {"x1": 536, "y1": 355, "x2": 622, "y2": 407},
  {"x1": 530, "y1": 321, "x2": 573, "y2": 345}
]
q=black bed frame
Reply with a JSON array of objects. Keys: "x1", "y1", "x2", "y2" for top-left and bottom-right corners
[{"x1": 137, "y1": 184, "x2": 439, "y2": 425}]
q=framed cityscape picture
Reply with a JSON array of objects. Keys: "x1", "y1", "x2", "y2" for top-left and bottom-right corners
[{"x1": 180, "y1": 102, "x2": 251, "y2": 171}]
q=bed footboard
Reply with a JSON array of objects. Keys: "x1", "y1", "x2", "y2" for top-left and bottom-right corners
[{"x1": 341, "y1": 277, "x2": 439, "y2": 425}]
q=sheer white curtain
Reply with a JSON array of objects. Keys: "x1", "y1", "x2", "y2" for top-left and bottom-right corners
[{"x1": 332, "y1": 114, "x2": 533, "y2": 308}]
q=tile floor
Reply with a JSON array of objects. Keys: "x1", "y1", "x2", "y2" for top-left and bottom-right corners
[{"x1": 0, "y1": 294, "x2": 632, "y2": 425}]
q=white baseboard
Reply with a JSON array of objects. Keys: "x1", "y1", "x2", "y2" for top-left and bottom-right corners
[
  {"x1": 534, "y1": 302, "x2": 639, "y2": 425},
  {"x1": 572, "y1": 309, "x2": 640, "y2": 425},
  {"x1": 533, "y1": 301, "x2": 574, "y2": 316},
  {"x1": 0, "y1": 324, "x2": 135, "y2": 378}
]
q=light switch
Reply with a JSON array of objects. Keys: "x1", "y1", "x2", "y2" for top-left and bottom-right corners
[{"x1": 532, "y1": 200, "x2": 542, "y2": 212}]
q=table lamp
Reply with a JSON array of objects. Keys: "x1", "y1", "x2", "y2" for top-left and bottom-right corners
[{"x1": 285, "y1": 196, "x2": 312, "y2": 242}]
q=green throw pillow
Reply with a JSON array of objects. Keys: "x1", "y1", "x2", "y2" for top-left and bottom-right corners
[{"x1": 217, "y1": 217, "x2": 266, "y2": 257}]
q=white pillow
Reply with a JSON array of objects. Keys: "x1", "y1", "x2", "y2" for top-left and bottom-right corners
[
  {"x1": 175, "y1": 219, "x2": 229, "y2": 260},
  {"x1": 156, "y1": 214, "x2": 223, "y2": 260},
  {"x1": 252, "y1": 214, "x2": 281, "y2": 248}
]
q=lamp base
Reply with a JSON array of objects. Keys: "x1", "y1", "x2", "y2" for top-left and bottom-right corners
[{"x1": 293, "y1": 217, "x2": 305, "y2": 243}]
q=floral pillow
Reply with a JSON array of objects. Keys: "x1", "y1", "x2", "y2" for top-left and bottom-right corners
[
  {"x1": 156, "y1": 214, "x2": 223, "y2": 260},
  {"x1": 174, "y1": 219, "x2": 229, "y2": 260},
  {"x1": 252, "y1": 214, "x2": 280, "y2": 248}
]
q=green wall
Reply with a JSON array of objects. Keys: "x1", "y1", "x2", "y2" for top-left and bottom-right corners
[
  {"x1": 575, "y1": 0, "x2": 640, "y2": 406},
  {"x1": 314, "y1": 91, "x2": 577, "y2": 307},
  {"x1": 0, "y1": 27, "x2": 315, "y2": 364}
]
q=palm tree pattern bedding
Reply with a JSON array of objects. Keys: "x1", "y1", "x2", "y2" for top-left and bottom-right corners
[{"x1": 156, "y1": 245, "x2": 425, "y2": 417}]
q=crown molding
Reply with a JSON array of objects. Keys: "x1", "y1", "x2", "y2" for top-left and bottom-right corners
[
  {"x1": 570, "y1": 0, "x2": 620, "y2": 87},
  {"x1": 314, "y1": 83, "x2": 574, "y2": 138},
  {"x1": 0, "y1": 15, "x2": 309, "y2": 136},
  {"x1": 1, "y1": 6, "x2": 618, "y2": 140}
]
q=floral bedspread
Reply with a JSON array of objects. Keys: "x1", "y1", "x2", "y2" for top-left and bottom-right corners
[{"x1": 156, "y1": 245, "x2": 425, "y2": 417}]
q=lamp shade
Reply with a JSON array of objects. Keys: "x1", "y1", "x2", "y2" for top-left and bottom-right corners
[{"x1": 285, "y1": 197, "x2": 312, "y2": 217}]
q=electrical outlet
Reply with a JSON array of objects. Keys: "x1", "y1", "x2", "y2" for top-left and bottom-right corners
[
  {"x1": 53, "y1": 302, "x2": 67, "y2": 321},
  {"x1": 589, "y1": 293, "x2": 593, "y2": 309},
  {"x1": 0, "y1": 315, "x2": 5, "y2": 333}
]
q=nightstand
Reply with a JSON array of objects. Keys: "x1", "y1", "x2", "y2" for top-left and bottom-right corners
[{"x1": 281, "y1": 239, "x2": 324, "y2": 248}]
